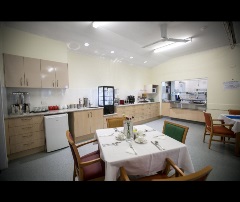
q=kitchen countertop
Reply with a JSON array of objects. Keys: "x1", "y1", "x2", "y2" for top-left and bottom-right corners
[
  {"x1": 5, "y1": 102, "x2": 160, "y2": 119},
  {"x1": 116, "y1": 102, "x2": 159, "y2": 107},
  {"x1": 5, "y1": 107, "x2": 104, "y2": 119}
]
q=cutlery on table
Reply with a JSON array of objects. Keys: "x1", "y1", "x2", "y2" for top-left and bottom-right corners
[
  {"x1": 129, "y1": 143, "x2": 137, "y2": 155},
  {"x1": 154, "y1": 141, "x2": 165, "y2": 150},
  {"x1": 102, "y1": 142, "x2": 121, "y2": 147},
  {"x1": 151, "y1": 141, "x2": 162, "y2": 150},
  {"x1": 145, "y1": 129, "x2": 156, "y2": 132}
]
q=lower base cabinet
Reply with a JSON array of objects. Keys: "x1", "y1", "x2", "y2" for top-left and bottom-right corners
[
  {"x1": 5, "y1": 115, "x2": 45, "y2": 160},
  {"x1": 170, "y1": 108, "x2": 205, "y2": 122},
  {"x1": 68, "y1": 108, "x2": 104, "y2": 142}
]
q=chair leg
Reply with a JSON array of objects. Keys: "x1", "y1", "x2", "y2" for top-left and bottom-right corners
[
  {"x1": 73, "y1": 166, "x2": 76, "y2": 181},
  {"x1": 203, "y1": 128, "x2": 207, "y2": 142},
  {"x1": 209, "y1": 134, "x2": 213, "y2": 149}
]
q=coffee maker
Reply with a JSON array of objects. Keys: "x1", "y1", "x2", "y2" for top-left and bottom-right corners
[
  {"x1": 11, "y1": 92, "x2": 30, "y2": 114},
  {"x1": 127, "y1": 95, "x2": 135, "y2": 104}
]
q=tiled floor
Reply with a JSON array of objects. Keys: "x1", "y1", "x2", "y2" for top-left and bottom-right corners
[{"x1": 1, "y1": 117, "x2": 240, "y2": 181}]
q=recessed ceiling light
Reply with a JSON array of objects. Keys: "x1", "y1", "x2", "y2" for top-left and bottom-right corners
[
  {"x1": 144, "y1": 61, "x2": 147, "y2": 63},
  {"x1": 111, "y1": 51, "x2": 114, "y2": 54},
  {"x1": 130, "y1": 56, "x2": 133, "y2": 59},
  {"x1": 84, "y1": 43, "x2": 89, "y2": 47},
  {"x1": 92, "y1": 22, "x2": 109, "y2": 28}
]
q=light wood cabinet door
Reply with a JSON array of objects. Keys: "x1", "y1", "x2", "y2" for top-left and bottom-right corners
[
  {"x1": 7, "y1": 115, "x2": 45, "y2": 154},
  {"x1": 4, "y1": 54, "x2": 24, "y2": 87},
  {"x1": 73, "y1": 111, "x2": 90, "y2": 138},
  {"x1": 4, "y1": 54, "x2": 41, "y2": 88},
  {"x1": 24, "y1": 57, "x2": 41, "y2": 88},
  {"x1": 90, "y1": 109, "x2": 104, "y2": 133},
  {"x1": 162, "y1": 103, "x2": 170, "y2": 116},
  {"x1": 41, "y1": 59, "x2": 57, "y2": 88},
  {"x1": 55, "y1": 61, "x2": 69, "y2": 88},
  {"x1": 41, "y1": 60, "x2": 69, "y2": 88}
]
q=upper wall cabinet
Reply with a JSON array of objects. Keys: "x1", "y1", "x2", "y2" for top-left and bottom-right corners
[
  {"x1": 41, "y1": 60, "x2": 69, "y2": 88},
  {"x1": 4, "y1": 54, "x2": 41, "y2": 88},
  {"x1": 144, "y1": 84, "x2": 158, "y2": 94}
]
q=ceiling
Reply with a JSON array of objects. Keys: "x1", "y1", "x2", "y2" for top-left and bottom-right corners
[{"x1": 3, "y1": 21, "x2": 240, "y2": 68}]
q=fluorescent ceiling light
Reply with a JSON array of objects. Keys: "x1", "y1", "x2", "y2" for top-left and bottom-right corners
[
  {"x1": 92, "y1": 22, "x2": 109, "y2": 28},
  {"x1": 154, "y1": 38, "x2": 192, "y2": 53}
]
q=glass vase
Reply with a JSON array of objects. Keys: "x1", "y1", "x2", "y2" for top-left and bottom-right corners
[{"x1": 124, "y1": 120, "x2": 133, "y2": 142}]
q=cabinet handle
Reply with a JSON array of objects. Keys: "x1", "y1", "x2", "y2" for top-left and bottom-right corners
[
  {"x1": 20, "y1": 77, "x2": 23, "y2": 86},
  {"x1": 88, "y1": 113, "x2": 89, "y2": 118},
  {"x1": 22, "y1": 126, "x2": 32, "y2": 130},
  {"x1": 21, "y1": 118, "x2": 32, "y2": 121},
  {"x1": 26, "y1": 78, "x2": 28, "y2": 86},
  {"x1": 90, "y1": 112, "x2": 92, "y2": 117},
  {"x1": 53, "y1": 81, "x2": 55, "y2": 87},
  {"x1": 22, "y1": 134, "x2": 33, "y2": 138},
  {"x1": 57, "y1": 80, "x2": 58, "y2": 87}
]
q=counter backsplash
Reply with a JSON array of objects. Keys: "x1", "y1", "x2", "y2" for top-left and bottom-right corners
[{"x1": 5, "y1": 87, "x2": 143, "y2": 115}]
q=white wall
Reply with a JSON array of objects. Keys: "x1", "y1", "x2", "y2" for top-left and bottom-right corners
[
  {"x1": 151, "y1": 45, "x2": 240, "y2": 118},
  {"x1": 3, "y1": 26, "x2": 67, "y2": 63}
]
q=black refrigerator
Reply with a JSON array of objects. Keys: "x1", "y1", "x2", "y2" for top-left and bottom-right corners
[{"x1": 98, "y1": 86, "x2": 115, "y2": 115}]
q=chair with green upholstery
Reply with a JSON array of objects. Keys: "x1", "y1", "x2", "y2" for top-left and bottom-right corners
[{"x1": 162, "y1": 120, "x2": 189, "y2": 143}]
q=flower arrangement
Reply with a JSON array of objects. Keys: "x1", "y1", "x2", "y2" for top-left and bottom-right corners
[{"x1": 122, "y1": 114, "x2": 134, "y2": 120}]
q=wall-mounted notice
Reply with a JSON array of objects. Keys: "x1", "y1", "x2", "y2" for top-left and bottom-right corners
[{"x1": 223, "y1": 81, "x2": 240, "y2": 90}]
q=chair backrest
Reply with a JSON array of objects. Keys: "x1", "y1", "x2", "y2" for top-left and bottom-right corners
[
  {"x1": 66, "y1": 130, "x2": 82, "y2": 176},
  {"x1": 228, "y1": 109, "x2": 240, "y2": 115},
  {"x1": 203, "y1": 112, "x2": 212, "y2": 131},
  {"x1": 153, "y1": 165, "x2": 213, "y2": 181},
  {"x1": 162, "y1": 120, "x2": 189, "y2": 143},
  {"x1": 106, "y1": 117, "x2": 125, "y2": 128}
]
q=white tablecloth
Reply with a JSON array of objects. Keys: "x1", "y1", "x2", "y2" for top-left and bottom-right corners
[
  {"x1": 218, "y1": 114, "x2": 240, "y2": 134},
  {"x1": 96, "y1": 125, "x2": 195, "y2": 181}
]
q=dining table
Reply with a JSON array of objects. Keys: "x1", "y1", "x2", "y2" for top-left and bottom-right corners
[
  {"x1": 218, "y1": 114, "x2": 240, "y2": 156},
  {"x1": 95, "y1": 124, "x2": 195, "y2": 181}
]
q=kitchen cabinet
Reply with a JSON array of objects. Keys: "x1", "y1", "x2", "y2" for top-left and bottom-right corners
[
  {"x1": 41, "y1": 59, "x2": 69, "y2": 88},
  {"x1": 161, "y1": 102, "x2": 170, "y2": 116},
  {"x1": 116, "y1": 103, "x2": 160, "y2": 124},
  {"x1": 3, "y1": 54, "x2": 41, "y2": 88},
  {"x1": 169, "y1": 108, "x2": 205, "y2": 122},
  {"x1": 6, "y1": 115, "x2": 45, "y2": 159},
  {"x1": 144, "y1": 84, "x2": 158, "y2": 94},
  {"x1": 68, "y1": 108, "x2": 104, "y2": 142}
]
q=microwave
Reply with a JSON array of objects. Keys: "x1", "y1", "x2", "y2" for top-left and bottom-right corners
[{"x1": 152, "y1": 88, "x2": 157, "y2": 93}]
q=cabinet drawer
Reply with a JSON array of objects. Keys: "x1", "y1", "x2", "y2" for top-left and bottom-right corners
[
  {"x1": 9, "y1": 123, "x2": 44, "y2": 136},
  {"x1": 10, "y1": 138, "x2": 45, "y2": 154},
  {"x1": 9, "y1": 131, "x2": 45, "y2": 145},
  {"x1": 8, "y1": 116, "x2": 43, "y2": 127}
]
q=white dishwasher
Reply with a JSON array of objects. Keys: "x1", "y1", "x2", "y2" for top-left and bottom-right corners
[{"x1": 44, "y1": 113, "x2": 69, "y2": 152}]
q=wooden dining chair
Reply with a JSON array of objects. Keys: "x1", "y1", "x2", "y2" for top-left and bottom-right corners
[
  {"x1": 106, "y1": 117, "x2": 125, "y2": 128},
  {"x1": 228, "y1": 109, "x2": 240, "y2": 115},
  {"x1": 66, "y1": 130, "x2": 105, "y2": 181},
  {"x1": 119, "y1": 158, "x2": 213, "y2": 181},
  {"x1": 162, "y1": 120, "x2": 189, "y2": 143},
  {"x1": 203, "y1": 112, "x2": 236, "y2": 149}
]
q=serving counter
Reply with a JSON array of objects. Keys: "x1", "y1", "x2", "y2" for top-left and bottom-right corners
[{"x1": 161, "y1": 101, "x2": 205, "y2": 122}]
